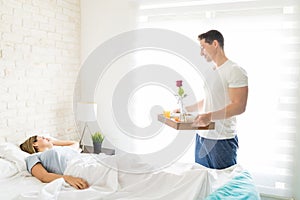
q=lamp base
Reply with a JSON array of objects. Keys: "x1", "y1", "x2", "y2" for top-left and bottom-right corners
[
  {"x1": 79, "y1": 143, "x2": 85, "y2": 151},
  {"x1": 79, "y1": 122, "x2": 88, "y2": 151}
]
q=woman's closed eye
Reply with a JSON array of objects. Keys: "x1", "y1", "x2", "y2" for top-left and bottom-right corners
[{"x1": 33, "y1": 136, "x2": 38, "y2": 143}]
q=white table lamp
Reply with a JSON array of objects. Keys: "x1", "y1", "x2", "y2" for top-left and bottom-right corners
[{"x1": 77, "y1": 102, "x2": 97, "y2": 148}]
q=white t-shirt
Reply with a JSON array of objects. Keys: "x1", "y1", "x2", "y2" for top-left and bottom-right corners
[{"x1": 197, "y1": 60, "x2": 248, "y2": 139}]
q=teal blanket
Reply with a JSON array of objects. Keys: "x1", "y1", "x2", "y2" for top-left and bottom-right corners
[{"x1": 205, "y1": 171, "x2": 261, "y2": 200}]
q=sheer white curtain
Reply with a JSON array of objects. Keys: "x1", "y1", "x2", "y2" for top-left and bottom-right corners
[{"x1": 137, "y1": 0, "x2": 299, "y2": 198}]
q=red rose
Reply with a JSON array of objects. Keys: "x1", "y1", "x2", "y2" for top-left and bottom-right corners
[{"x1": 176, "y1": 80, "x2": 183, "y2": 87}]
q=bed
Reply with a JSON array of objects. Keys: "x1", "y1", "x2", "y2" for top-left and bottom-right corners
[{"x1": 0, "y1": 138, "x2": 261, "y2": 200}]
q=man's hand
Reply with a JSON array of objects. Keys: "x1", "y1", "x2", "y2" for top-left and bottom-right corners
[
  {"x1": 63, "y1": 175, "x2": 89, "y2": 190},
  {"x1": 192, "y1": 113, "x2": 212, "y2": 127}
]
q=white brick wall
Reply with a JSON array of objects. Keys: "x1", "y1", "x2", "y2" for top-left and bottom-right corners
[{"x1": 0, "y1": 0, "x2": 81, "y2": 141}]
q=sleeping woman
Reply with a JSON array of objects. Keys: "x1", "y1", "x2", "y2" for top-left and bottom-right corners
[
  {"x1": 19, "y1": 135, "x2": 89, "y2": 190},
  {"x1": 19, "y1": 136, "x2": 214, "y2": 199}
]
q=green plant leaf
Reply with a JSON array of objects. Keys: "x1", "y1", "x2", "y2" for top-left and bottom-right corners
[
  {"x1": 92, "y1": 132, "x2": 104, "y2": 143},
  {"x1": 178, "y1": 87, "x2": 184, "y2": 97}
]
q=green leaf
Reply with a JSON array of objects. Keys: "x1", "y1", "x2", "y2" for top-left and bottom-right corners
[
  {"x1": 178, "y1": 87, "x2": 184, "y2": 97},
  {"x1": 92, "y1": 132, "x2": 104, "y2": 143}
]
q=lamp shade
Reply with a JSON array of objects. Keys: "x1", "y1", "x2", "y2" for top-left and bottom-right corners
[{"x1": 77, "y1": 102, "x2": 97, "y2": 122}]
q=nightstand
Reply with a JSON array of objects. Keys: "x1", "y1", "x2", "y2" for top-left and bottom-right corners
[{"x1": 82, "y1": 145, "x2": 115, "y2": 155}]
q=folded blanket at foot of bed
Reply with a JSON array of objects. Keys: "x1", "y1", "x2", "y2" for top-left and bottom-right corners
[{"x1": 205, "y1": 170, "x2": 261, "y2": 200}]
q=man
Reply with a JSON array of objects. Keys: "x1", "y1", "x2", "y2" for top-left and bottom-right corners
[{"x1": 185, "y1": 30, "x2": 248, "y2": 169}]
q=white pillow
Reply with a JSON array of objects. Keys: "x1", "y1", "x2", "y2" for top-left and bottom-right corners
[
  {"x1": 0, "y1": 142, "x2": 30, "y2": 172},
  {"x1": 0, "y1": 158, "x2": 18, "y2": 179}
]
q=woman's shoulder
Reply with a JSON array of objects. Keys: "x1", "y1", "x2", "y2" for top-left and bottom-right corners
[{"x1": 25, "y1": 151, "x2": 42, "y2": 163}]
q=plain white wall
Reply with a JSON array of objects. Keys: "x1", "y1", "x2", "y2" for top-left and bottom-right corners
[
  {"x1": 80, "y1": 0, "x2": 138, "y2": 63},
  {"x1": 79, "y1": 0, "x2": 138, "y2": 147},
  {"x1": 295, "y1": 87, "x2": 300, "y2": 199}
]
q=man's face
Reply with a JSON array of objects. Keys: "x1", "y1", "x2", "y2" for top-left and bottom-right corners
[{"x1": 199, "y1": 39, "x2": 213, "y2": 62}]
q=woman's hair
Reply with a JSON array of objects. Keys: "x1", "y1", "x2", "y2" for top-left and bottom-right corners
[{"x1": 20, "y1": 135, "x2": 38, "y2": 154}]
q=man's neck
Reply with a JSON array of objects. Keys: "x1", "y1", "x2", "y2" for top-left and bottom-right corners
[{"x1": 214, "y1": 55, "x2": 228, "y2": 67}]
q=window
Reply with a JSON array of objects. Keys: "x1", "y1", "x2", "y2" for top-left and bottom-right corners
[{"x1": 137, "y1": 0, "x2": 299, "y2": 198}]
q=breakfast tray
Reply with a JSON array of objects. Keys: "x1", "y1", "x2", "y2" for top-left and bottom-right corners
[{"x1": 157, "y1": 114, "x2": 215, "y2": 130}]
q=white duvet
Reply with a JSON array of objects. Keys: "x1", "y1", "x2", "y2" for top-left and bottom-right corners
[
  {"x1": 15, "y1": 153, "x2": 212, "y2": 200},
  {"x1": 0, "y1": 142, "x2": 244, "y2": 200}
]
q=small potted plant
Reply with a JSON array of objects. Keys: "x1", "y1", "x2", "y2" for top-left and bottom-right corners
[{"x1": 91, "y1": 132, "x2": 104, "y2": 154}]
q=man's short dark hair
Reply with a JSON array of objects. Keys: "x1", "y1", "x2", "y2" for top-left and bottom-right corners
[{"x1": 198, "y1": 30, "x2": 224, "y2": 49}]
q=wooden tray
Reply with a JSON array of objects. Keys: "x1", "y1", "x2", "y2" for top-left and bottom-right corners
[{"x1": 157, "y1": 114, "x2": 215, "y2": 130}]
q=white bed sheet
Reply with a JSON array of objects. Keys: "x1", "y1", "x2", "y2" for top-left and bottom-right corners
[
  {"x1": 0, "y1": 142, "x2": 245, "y2": 200},
  {"x1": 0, "y1": 172, "x2": 45, "y2": 199}
]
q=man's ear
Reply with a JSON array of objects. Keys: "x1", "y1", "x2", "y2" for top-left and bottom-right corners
[{"x1": 212, "y1": 40, "x2": 219, "y2": 48}]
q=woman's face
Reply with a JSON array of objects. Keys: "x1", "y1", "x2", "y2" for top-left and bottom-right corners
[{"x1": 33, "y1": 136, "x2": 53, "y2": 151}]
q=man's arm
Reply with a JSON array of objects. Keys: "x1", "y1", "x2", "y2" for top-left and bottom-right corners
[
  {"x1": 185, "y1": 99, "x2": 204, "y2": 113},
  {"x1": 31, "y1": 163, "x2": 89, "y2": 190},
  {"x1": 193, "y1": 86, "x2": 248, "y2": 126}
]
